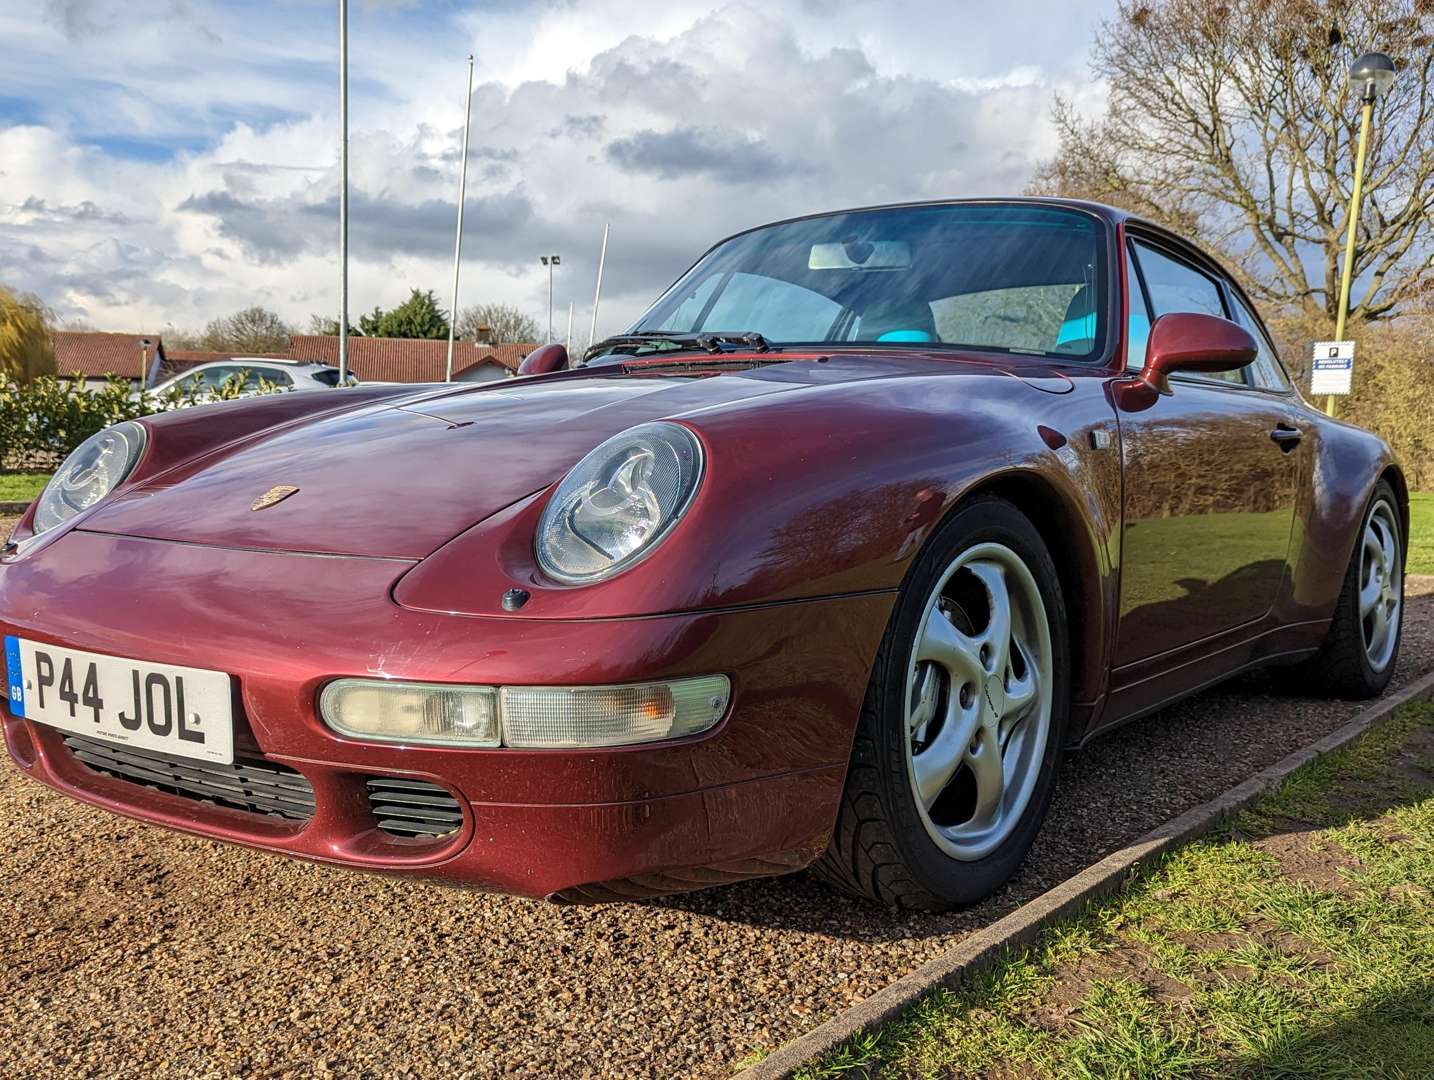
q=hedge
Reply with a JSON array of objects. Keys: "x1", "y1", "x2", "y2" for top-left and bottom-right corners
[{"x1": 1, "y1": 373, "x2": 284, "y2": 471}]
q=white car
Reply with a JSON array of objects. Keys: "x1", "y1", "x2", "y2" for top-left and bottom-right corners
[{"x1": 136, "y1": 360, "x2": 357, "y2": 404}]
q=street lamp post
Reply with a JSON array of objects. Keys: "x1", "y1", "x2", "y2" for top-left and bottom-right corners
[
  {"x1": 1327, "y1": 50, "x2": 1397, "y2": 418},
  {"x1": 540, "y1": 254, "x2": 561, "y2": 343}
]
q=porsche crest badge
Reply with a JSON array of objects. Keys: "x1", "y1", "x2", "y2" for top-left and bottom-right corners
[{"x1": 251, "y1": 485, "x2": 300, "y2": 511}]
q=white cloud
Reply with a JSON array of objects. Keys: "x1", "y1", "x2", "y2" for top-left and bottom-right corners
[{"x1": 1, "y1": 0, "x2": 1112, "y2": 341}]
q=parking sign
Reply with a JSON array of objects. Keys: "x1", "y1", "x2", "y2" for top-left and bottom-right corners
[{"x1": 1311, "y1": 341, "x2": 1354, "y2": 396}]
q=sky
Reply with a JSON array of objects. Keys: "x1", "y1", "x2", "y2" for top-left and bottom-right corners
[{"x1": 0, "y1": 0, "x2": 1114, "y2": 344}]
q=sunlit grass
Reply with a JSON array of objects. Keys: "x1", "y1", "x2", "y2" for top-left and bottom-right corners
[
  {"x1": 793, "y1": 702, "x2": 1434, "y2": 1080},
  {"x1": 0, "y1": 472, "x2": 48, "y2": 503},
  {"x1": 1410, "y1": 491, "x2": 1433, "y2": 575}
]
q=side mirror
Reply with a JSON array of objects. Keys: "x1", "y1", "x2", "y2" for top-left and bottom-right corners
[
  {"x1": 1139, "y1": 312, "x2": 1257, "y2": 395},
  {"x1": 519, "y1": 344, "x2": 568, "y2": 377}
]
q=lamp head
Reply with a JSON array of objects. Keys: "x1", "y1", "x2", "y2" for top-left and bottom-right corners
[{"x1": 1350, "y1": 51, "x2": 1396, "y2": 102}]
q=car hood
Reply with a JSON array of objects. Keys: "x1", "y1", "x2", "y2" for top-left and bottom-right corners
[{"x1": 81, "y1": 358, "x2": 929, "y2": 559}]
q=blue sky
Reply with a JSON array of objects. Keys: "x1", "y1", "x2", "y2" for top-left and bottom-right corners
[{"x1": 0, "y1": 0, "x2": 1114, "y2": 337}]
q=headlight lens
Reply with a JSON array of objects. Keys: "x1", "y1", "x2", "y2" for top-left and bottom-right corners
[
  {"x1": 536, "y1": 422, "x2": 703, "y2": 583},
  {"x1": 33, "y1": 421, "x2": 147, "y2": 536}
]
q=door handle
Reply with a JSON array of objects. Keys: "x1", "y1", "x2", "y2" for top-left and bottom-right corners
[{"x1": 1270, "y1": 424, "x2": 1302, "y2": 452}]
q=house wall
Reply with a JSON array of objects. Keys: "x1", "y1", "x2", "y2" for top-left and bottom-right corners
[{"x1": 456, "y1": 362, "x2": 514, "y2": 384}]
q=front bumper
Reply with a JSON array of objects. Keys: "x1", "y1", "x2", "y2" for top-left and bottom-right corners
[{"x1": 1, "y1": 529, "x2": 890, "y2": 900}]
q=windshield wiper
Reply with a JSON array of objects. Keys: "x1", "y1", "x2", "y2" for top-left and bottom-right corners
[{"x1": 584, "y1": 330, "x2": 770, "y2": 364}]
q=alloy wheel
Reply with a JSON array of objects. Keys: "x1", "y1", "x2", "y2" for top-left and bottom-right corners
[
  {"x1": 1359, "y1": 497, "x2": 1402, "y2": 673},
  {"x1": 903, "y1": 541, "x2": 1054, "y2": 861}
]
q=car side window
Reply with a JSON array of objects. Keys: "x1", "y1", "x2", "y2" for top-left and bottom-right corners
[
  {"x1": 1130, "y1": 240, "x2": 1244, "y2": 385},
  {"x1": 699, "y1": 272, "x2": 842, "y2": 340},
  {"x1": 1125, "y1": 246, "x2": 1151, "y2": 372},
  {"x1": 929, "y1": 283, "x2": 1093, "y2": 355},
  {"x1": 1227, "y1": 294, "x2": 1290, "y2": 391},
  {"x1": 197, "y1": 366, "x2": 238, "y2": 390},
  {"x1": 243, "y1": 368, "x2": 291, "y2": 390}
]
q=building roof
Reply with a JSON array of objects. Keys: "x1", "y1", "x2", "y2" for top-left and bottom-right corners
[
  {"x1": 52, "y1": 331, "x2": 163, "y2": 380},
  {"x1": 51, "y1": 331, "x2": 536, "y2": 385},
  {"x1": 287, "y1": 335, "x2": 533, "y2": 383}
]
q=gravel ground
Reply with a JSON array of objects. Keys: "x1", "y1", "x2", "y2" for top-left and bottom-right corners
[{"x1": 2, "y1": 508, "x2": 1431, "y2": 1079}]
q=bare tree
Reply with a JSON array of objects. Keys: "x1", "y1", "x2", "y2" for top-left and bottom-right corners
[
  {"x1": 455, "y1": 303, "x2": 540, "y2": 345},
  {"x1": 307, "y1": 313, "x2": 359, "y2": 337},
  {"x1": 1029, "y1": 0, "x2": 1434, "y2": 326},
  {"x1": 195, "y1": 306, "x2": 294, "y2": 353}
]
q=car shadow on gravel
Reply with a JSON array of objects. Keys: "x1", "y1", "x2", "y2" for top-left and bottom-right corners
[{"x1": 654, "y1": 591, "x2": 1434, "y2": 938}]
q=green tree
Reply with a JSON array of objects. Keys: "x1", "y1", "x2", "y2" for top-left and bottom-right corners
[
  {"x1": 455, "y1": 303, "x2": 540, "y2": 344},
  {"x1": 1028, "y1": 0, "x2": 1434, "y2": 327},
  {"x1": 0, "y1": 286, "x2": 57, "y2": 385},
  {"x1": 359, "y1": 290, "x2": 451, "y2": 340}
]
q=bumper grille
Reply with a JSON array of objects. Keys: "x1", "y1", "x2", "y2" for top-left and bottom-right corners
[
  {"x1": 63, "y1": 735, "x2": 316, "y2": 822},
  {"x1": 366, "y1": 776, "x2": 464, "y2": 838}
]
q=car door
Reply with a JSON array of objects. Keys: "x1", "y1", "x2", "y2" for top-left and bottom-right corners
[{"x1": 1112, "y1": 236, "x2": 1303, "y2": 666}]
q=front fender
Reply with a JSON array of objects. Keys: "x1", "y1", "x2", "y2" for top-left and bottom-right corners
[
  {"x1": 4, "y1": 386, "x2": 420, "y2": 554},
  {"x1": 394, "y1": 373, "x2": 1122, "y2": 630}
]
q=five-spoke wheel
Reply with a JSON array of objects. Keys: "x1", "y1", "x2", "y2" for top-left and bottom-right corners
[
  {"x1": 1358, "y1": 496, "x2": 1402, "y2": 674},
  {"x1": 815, "y1": 496, "x2": 1068, "y2": 911},
  {"x1": 1293, "y1": 481, "x2": 1404, "y2": 700},
  {"x1": 905, "y1": 543, "x2": 1053, "y2": 862}
]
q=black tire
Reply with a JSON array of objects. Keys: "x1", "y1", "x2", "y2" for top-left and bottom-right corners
[
  {"x1": 812, "y1": 496, "x2": 1070, "y2": 911},
  {"x1": 1296, "y1": 480, "x2": 1404, "y2": 700}
]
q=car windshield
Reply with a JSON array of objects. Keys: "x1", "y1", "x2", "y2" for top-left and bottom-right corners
[
  {"x1": 311, "y1": 368, "x2": 355, "y2": 387},
  {"x1": 630, "y1": 203, "x2": 1108, "y2": 360}
]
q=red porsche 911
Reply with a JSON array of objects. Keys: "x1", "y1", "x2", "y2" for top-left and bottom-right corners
[{"x1": 2, "y1": 199, "x2": 1406, "y2": 910}]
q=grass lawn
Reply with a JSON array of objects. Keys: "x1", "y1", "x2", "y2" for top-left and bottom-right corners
[
  {"x1": 0, "y1": 473, "x2": 49, "y2": 503},
  {"x1": 1410, "y1": 492, "x2": 1433, "y2": 575},
  {"x1": 796, "y1": 700, "x2": 1434, "y2": 1080}
]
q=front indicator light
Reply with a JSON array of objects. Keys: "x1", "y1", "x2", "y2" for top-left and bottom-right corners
[
  {"x1": 499, "y1": 676, "x2": 730, "y2": 748},
  {"x1": 319, "y1": 675, "x2": 730, "y2": 749}
]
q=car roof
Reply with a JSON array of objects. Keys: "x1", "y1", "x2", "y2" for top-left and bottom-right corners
[
  {"x1": 173, "y1": 359, "x2": 333, "y2": 373},
  {"x1": 712, "y1": 196, "x2": 1131, "y2": 247}
]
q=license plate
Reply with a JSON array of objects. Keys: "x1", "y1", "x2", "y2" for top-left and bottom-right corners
[{"x1": 5, "y1": 636, "x2": 234, "y2": 764}]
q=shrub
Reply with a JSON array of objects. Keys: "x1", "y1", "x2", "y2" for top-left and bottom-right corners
[
  {"x1": 1, "y1": 371, "x2": 288, "y2": 471},
  {"x1": 1270, "y1": 313, "x2": 1434, "y2": 491}
]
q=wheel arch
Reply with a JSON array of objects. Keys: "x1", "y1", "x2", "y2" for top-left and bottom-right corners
[
  {"x1": 1379, "y1": 463, "x2": 1410, "y2": 550},
  {"x1": 926, "y1": 469, "x2": 1108, "y2": 710}
]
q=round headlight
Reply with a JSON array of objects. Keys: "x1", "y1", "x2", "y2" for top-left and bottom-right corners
[
  {"x1": 33, "y1": 421, "x2": 147, "y2": 536},
  {"x1": 536, "y1": 422, "x2": 703, "y2": 583}
]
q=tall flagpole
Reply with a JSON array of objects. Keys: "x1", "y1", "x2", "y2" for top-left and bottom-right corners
[
  {"x1": 445, "y1": 54, "x2": 475, "y2": 383},
  {"x1": 587, "y1": 222, "x2": 609, "y2": 350},
  {"x1": 338, "y1": 0, "x2": 349, "y2": 386}
]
